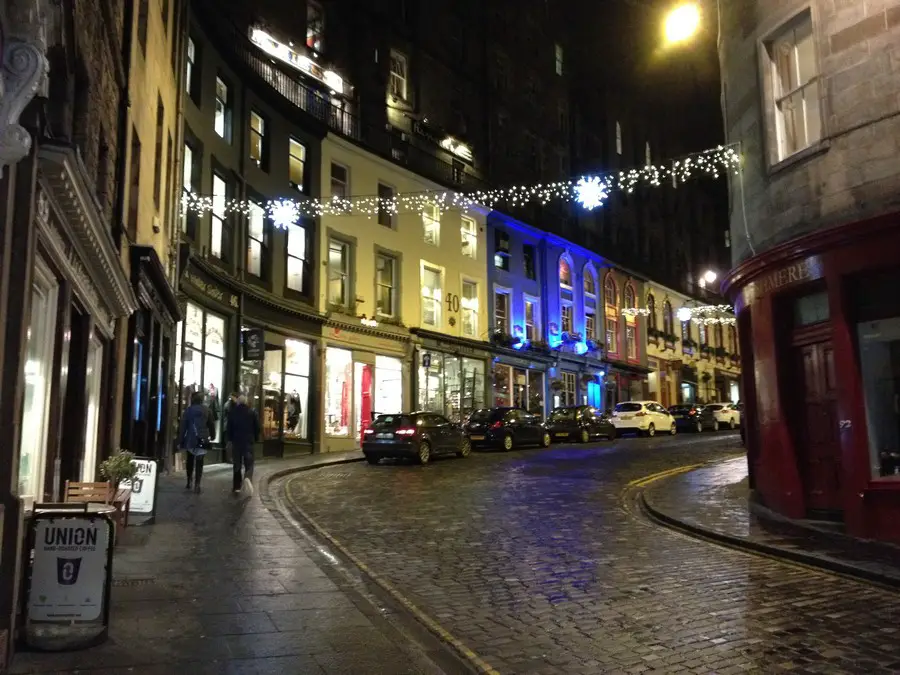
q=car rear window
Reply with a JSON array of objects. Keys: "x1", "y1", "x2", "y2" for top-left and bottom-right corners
[
  {"x1": 669, "y1": 405, "x2": 694, "y2": 412},
  {"x1": 615, "y1": 403, "x2": 643, "y2": 413},
  {"x1": 468, "y1": 409, "x2": 503, "y2": 422},
  {"x1": 549, "y1": 408, "x2": 576, "y2": 421},
  {"x1": 706, "y1": 404, "x2": 724, "y2": 411},
  {"x1": 373, "y1": 414, "x2": 413, "y2": 427}
]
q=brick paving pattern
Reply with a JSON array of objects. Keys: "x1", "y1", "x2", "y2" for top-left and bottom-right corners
[
  {"x1": 11, "y1": 452, "x2": 446, "y2": 675},
  {"x1": 643, "y1": 456, "x2": 900, "y2": 585},
  {"x1": 286, "y1": 434, "x2": 900, "y2": 674}
]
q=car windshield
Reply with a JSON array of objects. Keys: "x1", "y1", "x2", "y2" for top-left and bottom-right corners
[
  {"x1": 706, "y1": 404, "x2": 724, "y2": 411},
  {"x1": 468, "y1": 409, "x2": 502, "y2": 422},
  {"x1": 549, "y1": 408, "x2": 577, "y2": 421},
  {"x1": 372, "y1": 414, "x2": 414, "y2": 427},
  {"x1": 615, "y1": 403, "x2": 643, "y2": 413}
]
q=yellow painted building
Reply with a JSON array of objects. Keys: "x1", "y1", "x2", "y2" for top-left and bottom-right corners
[
  {"x1": 317, "y1": 133, "x2": 490, "y2": 452},
  {"x1": 643, "y1": 281, "x2": 742, "y2": 407}
]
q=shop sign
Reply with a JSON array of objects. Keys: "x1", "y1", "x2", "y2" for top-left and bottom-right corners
[
  {"x1": 185, "y1": 271, "x2": 238, "y2": 309},
  {"x1": 242, "y1": 328, "x2": 265, "y2": 361},
  {"x1": 27, "y1": 516, "x2": 112, "y2": 623},
  {"x1": 119, "y1": 458, "x2": 158, "y2": 518},
  {"x1": 421, "y1": 338, "x2": 490, "y2": 361},
  {"x1": 740, "y1": 255, "x2": 824, "y2": 309},
  {"x1": 325, "y1": 325, "x2": 401, "y2": 354}
]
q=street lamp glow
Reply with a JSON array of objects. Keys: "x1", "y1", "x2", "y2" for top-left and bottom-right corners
[
  {"x1": 664, "y1": 3, "x2": 701, "y2": 44},
  {"x1": 702, "y1": 270, "x2": 718, "y2": 284}
]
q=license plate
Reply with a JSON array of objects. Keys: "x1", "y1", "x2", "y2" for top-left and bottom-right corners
[
  {"x1": 377, "y1": 433, "x2": 392, "y2": 439},
  {"x1": 557, "y1": 432, "x2": 569, "y2": 437},
  {"x1": 470, "y1": 435, "x2": 485, "y2": 441},
  {"x1": 619, "y1": 415, "x2": 632, "y2": 420}
]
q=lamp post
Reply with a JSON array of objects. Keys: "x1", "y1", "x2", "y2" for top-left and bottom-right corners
[{"x1": 663, "y1": 3, "x2": 702, "y2": 45}]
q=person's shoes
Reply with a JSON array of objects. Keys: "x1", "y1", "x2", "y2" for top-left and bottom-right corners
[
  {"x1": 185, "y1": 482, "x2": 192, "y2": 490},
  {"x1": 194, "y1": 484, "x2": 202, "y2": 494},
  {"x1": 242, "y1": 477, "x2": 254, "y2": 497},
  {"x1": 233, "y1": 489, "x2": 241, "y2": 494}
]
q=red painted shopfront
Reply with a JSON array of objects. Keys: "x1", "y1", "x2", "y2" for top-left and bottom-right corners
[{"x1": 724, "y1": 212, "x2": 900, "y2": 543}]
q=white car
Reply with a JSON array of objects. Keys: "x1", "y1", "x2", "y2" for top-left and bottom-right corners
[
  {"x1": 611, "y1": 401, "x2": 677, "y2": 437},
  {"x1": 704, "y1": 403, "x2": 741, "y2": 430}
]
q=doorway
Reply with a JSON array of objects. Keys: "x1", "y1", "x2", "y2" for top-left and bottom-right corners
[{"x1": 792, "y1": 340, "x2": 841, "y2": 515}]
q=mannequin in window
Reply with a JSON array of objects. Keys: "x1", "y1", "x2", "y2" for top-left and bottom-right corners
[
  {"x1": 286, "y1": 391, "x2": 302, "y2": 434},
  {"x1": 206, "y1": 383, "x2": 221, "y2": 423}
]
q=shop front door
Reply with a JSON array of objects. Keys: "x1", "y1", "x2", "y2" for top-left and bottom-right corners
[{"x1": 793, "y1": 340, "x2": 841, "y2": 514}]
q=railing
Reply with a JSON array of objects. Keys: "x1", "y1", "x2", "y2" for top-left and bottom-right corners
[{"x1": 202, "y1": 10, "x2": 487, "y2": 192}]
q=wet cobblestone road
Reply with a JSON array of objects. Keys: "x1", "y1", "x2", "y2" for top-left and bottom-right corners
[{"x1": 285, "y1": 434, "x2": 900, "y2": 674}]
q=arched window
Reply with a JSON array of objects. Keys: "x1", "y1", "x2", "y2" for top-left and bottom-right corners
[
  {"x1": 584, "y1": 268, "x2": 596, "y2": 296},
  {"x1": 663, "y1": 300, "x2": 673, "y2": 335},
  {"x1": 647, "y1": 294, "x2": 657, "y2": 330},
  {"x1": 681, "y1": 316, "x2": 692, "y2": 355},
  {"x1": 604, "y1": 275, "x2": 618, "y2": 307},
  {"x1": 729, "y1": 326, "x2": 738, "y2": 354},
  {"x1": 624, "y1": 284, "x2": 635, "y2": 310},
  {"x1": 604, "y1": 274, "x2": 618, "y2": 354},
  {"x1": 559, "y1": 258, "x2": 572, "y2": 287}
]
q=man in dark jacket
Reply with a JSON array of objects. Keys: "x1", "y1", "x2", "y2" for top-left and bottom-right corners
[{"x1": 226, "y1": 395, "x2": 261, "y2": 495}]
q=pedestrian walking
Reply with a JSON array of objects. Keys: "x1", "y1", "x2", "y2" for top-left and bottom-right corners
[
  {"x1": 226, "y1": 394, "x2": 260, "y2": 496},
  {"x1": 223, "y1": 391, "x2": 239, "y2": 462},
  {"x1": 179, "y1": 391, "x2": 216, "y2": 493}
]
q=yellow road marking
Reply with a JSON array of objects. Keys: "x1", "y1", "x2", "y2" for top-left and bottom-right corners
[
  {"x1": 626, "y1": 463, "x2": 702, "y2": 488},
  {"x1": 283, "y1": 476, "x2": 502, "y2": 675}
]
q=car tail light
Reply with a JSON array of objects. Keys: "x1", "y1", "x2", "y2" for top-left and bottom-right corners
[
  {"x1": 490, "y1": 420, "x2": 504, "y2": 429},
  {"x1": 395, "y1": 428, "x2": 416, "y2": 436},
  {"x1": 635, "y1": 411, "x2": 646, "y2": 417},
  {"x1": 364, "y1": 429, "x2": 375, "y2": 435}
]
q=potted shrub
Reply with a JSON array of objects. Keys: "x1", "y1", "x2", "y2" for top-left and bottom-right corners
[{"x1": 99, "y1": 450, "x2": 138, "y2": 494}]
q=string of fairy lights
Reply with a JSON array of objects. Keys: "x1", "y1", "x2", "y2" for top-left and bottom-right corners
[
  {"x1": 622, "y1": 304, "x2": 736, "y2": 325},
  {"x1": 180, "y1": 143, "x2": 741, "y2": 227}
]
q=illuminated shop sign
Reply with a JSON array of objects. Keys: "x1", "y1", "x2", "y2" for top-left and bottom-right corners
[{"x1": 250, "y1": 28, "x2": 345, "y2": 95}]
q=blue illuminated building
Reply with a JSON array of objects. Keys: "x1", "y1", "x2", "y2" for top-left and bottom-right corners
[{"x1": 486, "y1": 212, "x2": 649, "y2": 415}]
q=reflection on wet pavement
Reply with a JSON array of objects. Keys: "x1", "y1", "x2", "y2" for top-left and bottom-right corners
[{"x1": 287, "y1": 436, "x2": 900, "y2": 674}]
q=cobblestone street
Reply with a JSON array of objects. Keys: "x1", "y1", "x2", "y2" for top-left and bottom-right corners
[{"x1": 285, "y1": 434, "x2": 900, "y2": 674}]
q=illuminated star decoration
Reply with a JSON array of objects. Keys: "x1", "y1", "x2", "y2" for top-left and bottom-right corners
[
  {"x1": 574, "y1": 176, "x2": 608, "y2": 210},
  {"x1": 270, "y1": 199, "x2": 301, "y2": 229}
]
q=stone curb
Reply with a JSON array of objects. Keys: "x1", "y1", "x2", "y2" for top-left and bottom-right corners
[
  {"x1": 639, "y1": 473, "x2": 900, "y2": 591},
  {"x1": 265, "y1": 460, "x2": 496, "y2": 675}
]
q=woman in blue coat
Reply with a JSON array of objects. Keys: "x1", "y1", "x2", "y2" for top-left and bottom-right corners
[{"x1": 179, "y1": 391, "x2": 216, "y2": 492}]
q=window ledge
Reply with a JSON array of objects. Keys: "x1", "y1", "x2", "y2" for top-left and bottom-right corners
[{"x1": 767, "y1": 140, "x2": 830, "y2": 178}]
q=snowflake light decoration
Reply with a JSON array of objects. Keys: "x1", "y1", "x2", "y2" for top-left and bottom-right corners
[
  {"x1": 574, "y1": 176, "x2": 608, "y2": 210},
  {"x1": 269, "y1": 199, "x2": 301, "y2": 229}
]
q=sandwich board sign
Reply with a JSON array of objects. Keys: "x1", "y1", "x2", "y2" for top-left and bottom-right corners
[
  {"x1": 25, "y1": 513, "x2": 114, "y2": 650},
  {"x1": 119, "y1": 456, "x2": 159, "y2": 524}
]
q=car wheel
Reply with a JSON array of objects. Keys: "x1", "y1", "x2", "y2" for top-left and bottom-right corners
[
  {"x1": 646, "y1": 423, "x2": 656, "y2": 438},
  {"x1": 729, "y1": 418, "x2": 736, "y2": 430},
  {"x1": 695, "y1": 420, "x2": 703, "y2": 433},
  {"x1": 580, "y1": 428, "x2": 590, "y2": 443},
  {"x1": 417, "y1": 441, "x2": 431, "y2": 465},
  {"x1": 502, "y1": 434, "x2": 514, "y2": 451},
  {"x1": 670, "y1": 423, "x2": 677, "y2": 435},
  {"x1": 456, "y1": 438, "x2": 471, "y2": 458},
  {"x1": 541, "y1": 431, "x2": 552, "y2": 448},
  {"x1": 713, "y1": 420, "x2": 720, "y2": 432},
  {"x1": 364, "y1": 453, "x2": 380, "y2": 465}
]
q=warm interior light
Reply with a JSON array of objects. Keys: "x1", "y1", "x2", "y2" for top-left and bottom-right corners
[{"x1": 664, "y1": 3, "x2": 701, "y2": 44}]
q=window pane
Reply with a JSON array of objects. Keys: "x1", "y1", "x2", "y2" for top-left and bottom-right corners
[
  {"x1": 418, "y1": 351, "x2": 444, "y2": 413},
  {"x1": 248, "y1": 202, "x2": 265, "y2": 240},
  {"x1": 328, "y1": 240, "x2": 346, "y2": 305},
  {"x1": 184, "y1": 302, "x2": 204, "y2": 349},
  {"x1": 803, "y1": 80, "x2": 821, "y2": 145},
  {"x1": 794, "y1": 20, "x2": 816, "y2": 85},
  {"x1": 287, "y1": 255, "x2": 305, "y2": 292},
  {"x1": 248, "y1": 240, "x2": 262, "y2": 277},
  {"x1": 461, "y1": 217, "x2": 477, "y2": 258},
  {"x1": 325, "y1": 348, "x2": 353, "y2": 436},
  {"x1": 289, "y1": 139, "x2": 306, "y2": 188},
  {"x1": 378, "y1": 183, "x2": 394, "y2": 228},
  {"x1": 287, "y1": 223, "x2": 306, "y2": 258},
  {"x1": 205, "y1": 313, "x2": 226, "y2": 357}
]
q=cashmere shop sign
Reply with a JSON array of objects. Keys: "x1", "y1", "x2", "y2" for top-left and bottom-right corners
[
  {"x1": 324, "y1": 326, "x2": 403, "y2": 354},
  {"x1": 25, "y1": 514, "x2": 115, "y2": 650}
]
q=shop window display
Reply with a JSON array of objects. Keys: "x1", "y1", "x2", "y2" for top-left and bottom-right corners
[
  {"x1": 283, "y1": 339, "x2": 310, "y2": 440},
  {"x1": 82, "y1": 336, "x2": 103, "y2": 481},
  {"x1": 419, "y1": 351, "x2": 484, "y2": 421},
  {"x1": 177, "y1": 302, "x2": 227, "y2": 442},
  {"x1": 325, "y1": 347, "x2": 353, "y2": 436},
  {"x1": 493, "y1": 363, "x2": 544, "y2": 415},
  {"x1": 374, "y1": 356, "x2": 403, "y2": 417},
  {"x1": 19, "y1": 260, "x2": 59, "y2": 505},
  {"x1": 418, "y1": 350, "x2": 445, "y2": 415},
  {"x1": 263, "y1": 348, "x2": 284, "y2": 439},
  {"x1": 858, "y1": 317, "x2": 900, "y2": 478}
]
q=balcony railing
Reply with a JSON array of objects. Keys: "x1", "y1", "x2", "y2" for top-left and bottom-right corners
[{"x1": 202, "y1": 10, "x2": 486, "y2": 193}]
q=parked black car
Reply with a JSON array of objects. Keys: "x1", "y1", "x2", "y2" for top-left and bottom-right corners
[
  {"x1": 362, "y1": 412, "x2": 470, "y2": 465},
  {"x1": 465, "y1": 407, "x2": 551, "y2": 451},
  {"x1": 547, "y1": 406, "x2": 615, "y2": 443},
  {"x1": 668, "y1": 404, "x2": 717, "y2": 432}
]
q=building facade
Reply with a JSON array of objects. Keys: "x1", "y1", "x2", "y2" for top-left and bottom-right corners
[
  {"x1": 0, "y1": 0, "x2": 137, "y2": 666},
  {"x1": 318, "y1": 132, "x2": 490, "y2": 451},
  {"x1": 719, "y1": 1, "x2": 900, "y2": 539},
  {"x1": 643, "y1": 282, "x2": 741, "y2": 408}
]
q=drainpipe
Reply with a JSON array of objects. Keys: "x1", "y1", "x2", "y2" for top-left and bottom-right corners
[{"x1": 112, "y1": 0, "x2": 135, "y2": 249}]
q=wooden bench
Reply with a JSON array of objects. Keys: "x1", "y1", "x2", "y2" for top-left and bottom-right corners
[{"x1": 64, "y1": 482, "x2": 132, "y2": 539}]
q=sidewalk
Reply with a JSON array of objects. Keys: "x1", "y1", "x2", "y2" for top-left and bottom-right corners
[
  {"x1": 11, "y1": 452, "x2": 449, "y2": 675},
  {"x1": 641, "y1": 456, "x2": 900, "y2": 586}
]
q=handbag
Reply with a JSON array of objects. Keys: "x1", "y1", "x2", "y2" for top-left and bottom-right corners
[{"x1": 193, "y1": 421, "x2": 211, "y2": 450}]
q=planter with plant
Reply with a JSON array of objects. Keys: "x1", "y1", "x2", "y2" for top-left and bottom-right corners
[{"x1": 99, "y1": 450, "x2": 138, "y2": 494}]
